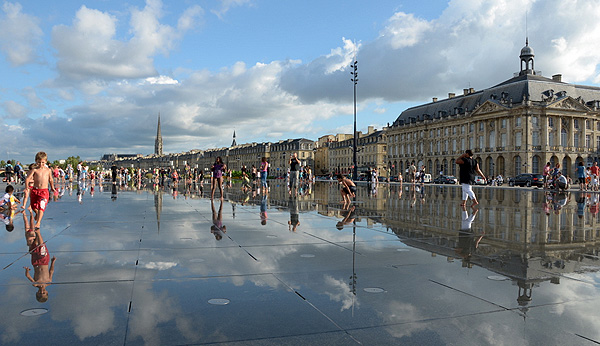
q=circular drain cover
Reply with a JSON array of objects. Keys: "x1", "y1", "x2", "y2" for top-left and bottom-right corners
[
  {"x1": 208, "y1": 299, "x2": 230, "y2": 305},
  {"x1": 364, "y1": 287, "x2": 385, "y2": 293},
  {"x1": 487, "y1": 275, "x2": 509, "y2": 281},
  {"x1": 300, "y1": 254, "x2": 315, "y2": 258},
  {"x1": 20, "y1": 308, "x2": 48, "y2": 316},
  {"x1": 189, "y1": 258, "x2": 205, "y2": 263}
]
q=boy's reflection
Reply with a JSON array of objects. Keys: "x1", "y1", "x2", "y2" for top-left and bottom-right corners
[
  {"x1": 336, "y1": 204, "x2": 356, "y2": 230},
  {"x1": 22, "y1": 208, "x2": 56, "y2": 302},
  {"x1": 288, "y1": 197, "x2": 300, "y2": 232},
  {"x1": 211, "y1": 200, "x2": 227, "y2": 240},
  {"x1": 455, "y1": 206, "x2": 482, "y2": 265}
]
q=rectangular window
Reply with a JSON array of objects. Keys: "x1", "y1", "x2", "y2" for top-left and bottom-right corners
[
  {"x1": 532, "y1": 131, "x2": 540, "y2": 146},
  {"x1": 515, "y1": 132, "x2": 522, "y2": 147},
  {"x1": 532, "y1": 116, "x2": 538, "y2": 126},
  {"x1": 597, "y1": 136, "x2": 600, "y2": 149},
  {"x1": 549, "y1": 132, "x2": 555, "y2": 146},
  {"x1": 469, "y1": 123, "x2": 474, "y2": 132},
  {"x1": 479, "y1": 122, "x2": 484, "y2": 131},
  {"x1": 501, "y1": 119, "x2": 507, "y2": 128},
  {"x1": 548, "y1": 117, "x2": 554, "y2": 127},
  {"x1": 574, "y1": 119, "x2": 579, "y2": 129},
  {"x1": 586, "y1": 120, "x2": 591, "y2": 130},
  {"x1": 516, "y1": 117, "x2": 521, "y2": 127},
  {"x1": 574, "y1": 134, "x2": 580, "y2": 147},
  {"x1": 478, "y1": 135, "x2": 484, "y2": 149},
  {"x1": 501, "y1": 133, "x2": 507, "y2": 147},
  {"x1": 469, "y1": 137, "x2": 474, "y2": 149},
  {"x1": 586, "y1": 135, "x2": 591, "y2": 148},
  {"x1": 461, "y1": 125, "x2": 465, "y2": 134}
]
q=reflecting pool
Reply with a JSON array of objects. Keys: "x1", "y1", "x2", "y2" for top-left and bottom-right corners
[{"x1": 0, "y1": 180, "x2": 599, "y2": 345}]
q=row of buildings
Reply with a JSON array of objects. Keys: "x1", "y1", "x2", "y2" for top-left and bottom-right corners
[{"x1": 96, "y1": 41, "x2": 600, "y2": 179}]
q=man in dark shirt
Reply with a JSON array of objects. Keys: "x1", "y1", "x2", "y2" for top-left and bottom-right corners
[
  {"x1": 456, "y1": 150, "x2": 486, "y2": 209},
  {"x1": 111, "y1": 164, "x2": 118, "y2": 184}
]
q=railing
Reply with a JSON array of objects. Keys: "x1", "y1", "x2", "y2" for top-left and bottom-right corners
[{"x1": 533, "y1": 145, "x2": 542, "y2": 150}]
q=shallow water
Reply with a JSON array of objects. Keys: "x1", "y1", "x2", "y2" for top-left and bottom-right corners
[{"x1": 0, "y1": 180, "x2": 598, "y2": 345}]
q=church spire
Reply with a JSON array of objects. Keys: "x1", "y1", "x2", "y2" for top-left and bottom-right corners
[
  {"x1": 231, "y1": 130, "x2": 237, "y2": 147},
  {"x1": 155, "y1": 113, "x2": 163, "y2": 156}
]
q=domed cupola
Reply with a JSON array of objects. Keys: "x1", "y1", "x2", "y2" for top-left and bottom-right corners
[{"x1": 519, "y1": 38, "x2": 535, "y2": 76}]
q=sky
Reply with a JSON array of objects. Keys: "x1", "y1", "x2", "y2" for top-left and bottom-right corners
[{"x1": 2, "y1": 0, "x2": 600, "y2": 163}]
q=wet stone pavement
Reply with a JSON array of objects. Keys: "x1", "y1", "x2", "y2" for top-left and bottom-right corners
[{"x1": 1, "y1": 180, "x2": 600, "y2": 345}]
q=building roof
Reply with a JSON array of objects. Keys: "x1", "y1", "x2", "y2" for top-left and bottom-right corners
[{"x1": 393, "y1": 47, "x2": 600, "y2": 126}]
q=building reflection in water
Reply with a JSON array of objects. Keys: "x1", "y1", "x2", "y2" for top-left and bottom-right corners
[{"x1": 224, "y1": 182, "x2": 600, "y2": 311}]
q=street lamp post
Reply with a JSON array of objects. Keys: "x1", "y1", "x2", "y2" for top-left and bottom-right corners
[{"x1": 350, "y1": 60, "x2": 358, "y2": 180}]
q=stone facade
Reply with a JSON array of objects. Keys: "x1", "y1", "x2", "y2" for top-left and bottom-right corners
[
  {"x1": 328, "y1": 127, "x2": 387, "y2": 177},
  {"x1": 386, "y1": 42, "x2": 600, "y2": 180}
]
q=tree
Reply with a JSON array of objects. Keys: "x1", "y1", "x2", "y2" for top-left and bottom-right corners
[{"x1": 64, "y1": 156, "x2": 81, "y2": 169}]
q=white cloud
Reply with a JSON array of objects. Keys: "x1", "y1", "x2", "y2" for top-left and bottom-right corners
[
  {"x1": 380, "y1": 12, "x2": 432, "y2": 49},
  {"x1": 51, "y1": 0, "x2": 203, "y2": 84},
  {"x1": 143, "y1": 76, "x2": 179, "y2": 85},
  {"x1": 0, "y1": 2, "x2": 42, "y2": 66},
  {"x1": 211, "y1": 0, "x2": 253, "y2": 19}
]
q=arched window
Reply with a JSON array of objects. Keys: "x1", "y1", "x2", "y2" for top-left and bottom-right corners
[{"x1": 515, "y1": 156, "x2": 522, "y2": 175}]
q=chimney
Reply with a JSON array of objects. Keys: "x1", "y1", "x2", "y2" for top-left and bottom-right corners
[
  {"x1": 432, "y1": 97, "x2": 438, "y2": 102},
  {"x1": 469, "y1": 88, "x2": 475, "y2": 94},
  {"x1": 448, "y1": 93, "x2": 455, "y2": 98},
  {"x1": 367, "y1": 125, "x2": 375, "y2": 134},
  {"x1": 463, "y1": 89, "x2": 469, "y2": 96},
  {"x1": 552, "y1": 74, "x2": 562, "y2": 82}
]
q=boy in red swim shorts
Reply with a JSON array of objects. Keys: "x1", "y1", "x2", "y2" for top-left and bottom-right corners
[{"x1": 24, "y1": 152, "x2": 56, "y2": 230}]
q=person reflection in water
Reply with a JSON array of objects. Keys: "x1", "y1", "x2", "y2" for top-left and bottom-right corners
[
  {"x1": 23, "y1": 209, "x2": 56, "y2": 302},
  {"x1": 260, "y1": 194, "x2": 268, "y2": 225},
  {"x1": 336, "y1": 204, "x2": 356, "y2": 230},
  {"x1": 455, "y1": 206, "x2": 482, "y2": 265},
  {"x1": 111, "y1": 184, "x2": 118, "y2": 201},
  {"x1": 288, "y1": 197, "x2": 300, "y2": 232},
  {"x1": 210, "y1": 200, "x2": 227, "y2": 240}
]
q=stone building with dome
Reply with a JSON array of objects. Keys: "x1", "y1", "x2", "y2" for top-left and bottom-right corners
[{"x1": 385, "y1": 40, "x2": 600, "y2": 180}]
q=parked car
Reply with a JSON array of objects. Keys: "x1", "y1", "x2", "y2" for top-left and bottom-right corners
[
  {"x1": 508, "y1": 173, "x2": 544, "y2": 187},
  {"x1": 433, "y1": 175, "x2": 458, "y2": 184},
  {"x1": 422, "y1": 173, "x2": 432, "y2": 183},
  {"x1": 474, "y1": 176, "x2": 486, "y2": 185}
]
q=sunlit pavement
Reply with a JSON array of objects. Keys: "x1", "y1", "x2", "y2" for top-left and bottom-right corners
[{"x1": 1, "y1": 180, "x2": 599, "y2": 345}]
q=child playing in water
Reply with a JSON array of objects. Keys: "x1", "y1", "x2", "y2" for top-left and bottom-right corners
[
  {"x1": 24, "y1": 152, "x2": 56, "y2": 230},
  {"x1": 0, "y1": 185, "x2": 20, "y2": 211},
  {"x1": 336, "y1": 174, "x2": 356, "y2": 204}
]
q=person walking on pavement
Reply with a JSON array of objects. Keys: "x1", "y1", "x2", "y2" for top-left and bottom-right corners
[{"x1": 456, "y1": 150, "x2": 486, "y2": 209}]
